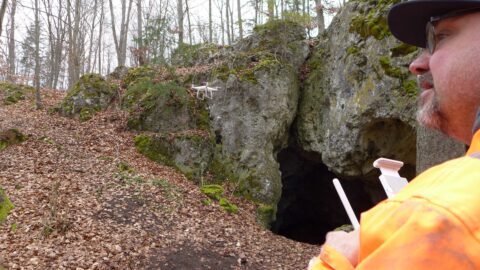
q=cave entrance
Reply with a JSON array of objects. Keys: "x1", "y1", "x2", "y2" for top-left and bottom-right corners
[{"x1": 271, "y1": 147, "x2": 379, "y2": 245}]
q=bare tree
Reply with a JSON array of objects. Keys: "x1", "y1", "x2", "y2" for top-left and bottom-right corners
[
  {"x1": 214, "y1": 0, "x2": 225, "y2": 45},
  {"x1": 97, "y1": 0, "x2": 105, "y2": 72},
  {"x1": 186, "y1": 0, "x2": 192, "y2": 44},
  {"x1": 7, "y1": 0, "x2": 16, "y2": 82},
  {"x1": 109, "y1": 0, "x2": 134, "y2": 67},
  {"x1": 67, "y1": 0, "x2": 82, "y2": 86},
  {"x1": 0, "y1": 0, "x2": 8, "y2": 38},
  {"x1": 229, "y1": 0, "x2": 234, "y2": 42},
  {"x1": 237, "y1": 0, "x2": 242, "y2": 39},
  {"x1": 34, "y1": 0, "x2": 42, "y2": 109},
  {"x1": 208, "y1": 0, "x2": 212, "y2": 43},
  {"x1": 86, "y1": 0, "x2": 99, "y2": 73},
  {"x1": 267, "y1": 0, "x2": 274, "y2": 20},
  {"x1": 136, "y1": 0, "x2": 145, "y2": 65},
  {"x1": 225, "y1": 0, "x2": 230, "y2": 44},
  {"x1": 315, "y1": 0, "x2": 325, "y2": 35},
  {"x1": 177, "y1": 0, "x2": 183, "y2": 45}
]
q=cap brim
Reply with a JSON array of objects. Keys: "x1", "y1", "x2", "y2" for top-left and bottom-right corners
[{"x1": 388, "y1": 0, "x2": 480, "y2": 48}]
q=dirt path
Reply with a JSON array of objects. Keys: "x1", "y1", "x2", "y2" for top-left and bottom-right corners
[{"x1": 0, "y1": 90, "x2": 319, "y2": 269}]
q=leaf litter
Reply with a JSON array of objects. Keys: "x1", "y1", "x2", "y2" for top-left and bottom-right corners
[{"x1": 0, "y1": 89, "x2": 319, "y2": 269}]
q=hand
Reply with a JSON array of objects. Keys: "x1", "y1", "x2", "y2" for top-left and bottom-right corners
[{"x1": 322, "y1": 229, "x2": 360, "y2": 266}]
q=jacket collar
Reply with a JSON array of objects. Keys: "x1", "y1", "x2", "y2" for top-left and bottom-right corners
[
  {"x1": 467, "y1": 108, "x2": 480, "y2": 155},
  {"x1": 472, "y1": 108, "x2": 480, "y2": 135}
]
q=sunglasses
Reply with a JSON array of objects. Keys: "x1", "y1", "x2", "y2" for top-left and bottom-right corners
[{"x1": 426, "y1": 8, "x2": 480, "y2": 54}]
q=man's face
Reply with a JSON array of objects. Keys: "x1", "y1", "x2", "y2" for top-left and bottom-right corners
[{"x1": 409, "y1": 11, "x2": 480, "y2": 144}]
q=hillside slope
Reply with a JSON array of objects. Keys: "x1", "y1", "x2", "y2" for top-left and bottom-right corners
[{"x1": 0, "y1": 90, "x2": 318, "y2": 269}]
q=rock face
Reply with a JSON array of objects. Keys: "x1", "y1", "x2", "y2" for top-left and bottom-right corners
[
  {"x1": 57, "y1": 74, "x2": 116, "y2": 121},
  {"x1": 134, "y1": 133, "x2": 213, "y2": 181},
  {"x1": 122, "y1": 66, "x2": 212, "y2": 180},
  {"x1": 208, "y1": 20, "x2": 310, "y2": 206},
  {"x1": 296, "y1": 0, "x2": 418, "y2": 181},
  {"x1": 106, "y1": 66, "x2": 129, "y2": 81},
  {"x1": 123, "y1": 79, "x2": 209, "y2": 133}
]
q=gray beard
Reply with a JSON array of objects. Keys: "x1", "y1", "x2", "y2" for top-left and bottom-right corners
[{"x1": 417, "y1": 93, "x2": 447, "y2": 133}]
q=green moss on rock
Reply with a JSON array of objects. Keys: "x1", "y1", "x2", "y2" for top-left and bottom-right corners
[
  {"x1": 122, "y1": 66, "x2": 156, "y2": 88},
  {"x1": 134, "y1": 134, "x2": 175, "y2": 166},
  {"x1": 57, "y1": 73, "x2": 115, "y2": 120},
  {"x1": 256, "y1": 204, "x2": 275, "y2": 228},
  {"x1": 200, "y1": 184, "x2": 224, "y2": 200},
  {"x1": 390, "y1": 43, "x2": 418, "y2": 57},
  {"x1": 79, "y1": 107, "x2": 96, "y2": 122},
  {"x1": 212, "y1": 20, "x2": 304, "y2": 85},
  {"x1": 171, "y1": 43, "x2": 219, "y2": 67},
  {"x1": 134, "y1": 133, "x2": 214, "y2": 182},
  {"x1": 0, "y1": 188, "x2": 14, "y2": 223},
  {"x1": 0, "y1": 82, "x2": 35, "y2": 105},
  {"x1": 219, "y1": 198, "x2": 238, "y2": 214},
  {"x1": 123, "y1": 78, "x2": 210, "y2": 132},
  {"x1": 379, "y1": 55, "x2": 408, "y2": 79},
  {"x1": 0, "y1": 129, "x2": 27, "y2": 151},
  {"x1": 402, "y1": 79, "x2": 418, "y2": 97},
  {"x1": 349, "y1": 0, "x2": 401, "y2": 40}
]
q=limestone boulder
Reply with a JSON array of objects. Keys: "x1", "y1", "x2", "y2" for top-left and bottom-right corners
[
  {"x1": 296, "y1": 0, "x2": 418, "y2": 180},
  {"x1": 56, "y1": 74, "x2": 116, "y2": 122},
  {"x1": 207, "y1": 20, "x2": 310, "y2": 205}
]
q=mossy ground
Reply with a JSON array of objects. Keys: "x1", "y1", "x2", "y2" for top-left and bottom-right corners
[
  {"x1": 200, "y1": 184, "x2": 238, "y2": 214},
  {"x1": 0, "y1": 188, "x2": 14, "y2": 223},
  {"x1": 0, "y1": 82, "x2": 35, "y2": 105},
  {"x1": 0, "y1": 128, "x2": 28, "y2": 151}
]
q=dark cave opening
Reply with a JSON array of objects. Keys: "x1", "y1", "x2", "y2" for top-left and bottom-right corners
[{"x1": 271, "y1": 147, "x2": 383, "y2": 245}]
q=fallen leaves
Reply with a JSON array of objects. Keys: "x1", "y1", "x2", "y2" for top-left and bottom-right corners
[{"x1": 0, "y1": 89, "x2": 319, "y2": 269}]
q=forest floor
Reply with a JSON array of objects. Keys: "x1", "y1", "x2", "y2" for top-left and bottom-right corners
[{"x1": 0, "y1": 90, "x2": 319, "y2": 270}]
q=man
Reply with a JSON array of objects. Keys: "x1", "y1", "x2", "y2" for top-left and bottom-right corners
[{"x1": 308, "y1": 0, "x2": 480, "y2": 269}]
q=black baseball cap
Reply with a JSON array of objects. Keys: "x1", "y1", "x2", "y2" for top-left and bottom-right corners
[{"x1": 388, "y1": 0, "x2": 480, "y2": 48}]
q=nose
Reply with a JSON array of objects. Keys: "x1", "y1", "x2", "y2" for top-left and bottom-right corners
[{"x1": 409, "y1": 50, "x2": 430, "y2": 75}]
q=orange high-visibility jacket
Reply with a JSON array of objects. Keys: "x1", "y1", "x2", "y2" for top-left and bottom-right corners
[{"x1": 308, "y1": 130, "x2": 480, "y2": 270}]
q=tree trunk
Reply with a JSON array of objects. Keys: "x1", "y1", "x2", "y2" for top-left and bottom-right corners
[
  {"x1": 229, "y1": 0, "x2": 234, "y2": 42},
  {"x1": 208, "y1": 0, "x2": 212, "y2": 43},
  {"x1": 280, "y1": 0, "x2": 284, "y2": 18},
  {"x1": 136, "y1": 0, "x2": 145, "y2": 65},
  {"x1": 267, "y1": 0, "x2": 274, "y2": 21},
  {"x1": 52, "y1": 0, "x2": 65, "y2": 89},
  {"x1": 87, "y1": 0, "x2": 98, "y2": 73},
  {"x1": 34, "y1": 0, "x2": 42, "y2": 109},
  {"x1": 237, "y1": 0, "x2": 242, "y2": 39},
  {"x1": 225, "y1": 0, "x2": 230, "y2": 45},
  {"x1": 7, "y1": 0, "x2": 16, "y2": 82},
  {"x1": 98, "y1": 0, "x2": 104, "y2": 73},
  {"x1": 254, "y1": 0, "x2": 258, "y2": 26},
  {"x1": 0, "y1": 0, "x2": 8, "y2": 38},
  {"x1": 67, "y1": 0, "x2": 81, "y2": 86},
  {"x1": 109, "y1": 0, "x2": 133, "y2": 67},
  {"x1": 315, "y1": 0, "x2": 325, "y2": 36},
  {"x1": 177, "y1": 0, "x2": 184, "y2": 45},
  {"x1": 186, "y1": 0, "x2": 192, "y2": 44}
]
